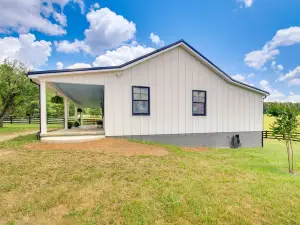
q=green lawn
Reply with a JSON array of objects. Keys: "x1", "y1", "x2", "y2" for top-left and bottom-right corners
[
  {"x1": 0, "y1": 123, "x2": 63, "y2": 134},
  {"x1": 1, "y1": 136, "x2": 300, "y2": 224},
  {"x1": 264, "y1": 114, "x2": 275, "y2": 130}
]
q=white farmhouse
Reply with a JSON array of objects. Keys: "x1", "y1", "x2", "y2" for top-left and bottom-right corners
[{"x1": 27, "y1": 40, "x2": 269, "y2": 147}]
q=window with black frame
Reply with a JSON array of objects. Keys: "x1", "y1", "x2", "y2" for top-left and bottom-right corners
[
  {"x1": 192, "y1": 90, "x2": 206, "y2": 116},
  {"x1": 132, "y1": 86, "x2": 150, "y2": 115}
]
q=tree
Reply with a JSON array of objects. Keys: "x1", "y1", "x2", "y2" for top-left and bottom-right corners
[
  {"x1": 268, "y1": 102, "x2": 300, "y2": 173},
  {"x1": 0, "y1": 59, "x2": 37, "y2": 127}
]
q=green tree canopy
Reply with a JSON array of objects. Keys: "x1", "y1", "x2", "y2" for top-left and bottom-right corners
[{"x1": 0, "y1": 59, "x2": 37, "y2": 127}]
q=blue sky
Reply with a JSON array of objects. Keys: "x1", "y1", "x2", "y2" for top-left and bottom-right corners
[{"x1": 1, "y1": 0, "x2": 300, "y2": 102}]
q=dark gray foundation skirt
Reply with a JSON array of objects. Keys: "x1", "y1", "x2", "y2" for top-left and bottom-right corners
[{"x1": 111, "y1": 131, "x2": 262, "y2": 148}]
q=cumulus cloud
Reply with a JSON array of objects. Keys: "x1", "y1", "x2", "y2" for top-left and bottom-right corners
[
  {"x1": 277, "y1": 64, "x2": 284, "y2": 71},
  {"x1": 55, "y1": 7, "x2": 136, "y2": 55},
  {"x1": 289, "y1": 78, "x2": 300, "y2": 86},
  {"x1": 93, "y1": 45, "x2": 155, "y2": 67},
  {"x1": 67, "y1": 63, "x2": 91, "y2": 69},
  {"x1": 0, "y1": 0, "x2": 84, "y2": 35},
  {"x1": 260, "y1": 80, "x2": 300, "y2": 102},
  {"x1": 55, "y1": 39, "x2": 90, "y2": 54},
  {"x1": 150, "y1": 33, "x2": 164, "y2": 46},
  {"x1": 245, "y1": 27, "x2": 300, "y2": 69},
  {"x1": 0, "y1": 33, "x2": 52, "y2": 69},
  {"x1": 279, "y1": 66, "x2": 300, "y2": 81},
  {"x1": 238, "y1": 0, "x2": 253, "y2": 8},
  {"x1": 231, "y1": 74, "x2": 253, "y2": 86},
  {"x1": 56, "y1": 61, "x2": 64, "y2": 70}
]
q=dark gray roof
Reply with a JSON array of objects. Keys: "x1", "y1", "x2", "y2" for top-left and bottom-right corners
[{"x1": 27, "y1": 40, "x2": 269, "y2": 95}]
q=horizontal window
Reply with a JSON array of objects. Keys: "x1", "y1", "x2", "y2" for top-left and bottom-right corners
[
  {"x1": 132, "y1": 86, "x2": 150, "y2": 115},
  {"x1": 192, "y1": 90, "x2": 206, "y2": 116}
]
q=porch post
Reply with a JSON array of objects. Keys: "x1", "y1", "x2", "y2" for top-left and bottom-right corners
[
  {"x1": 80, "y1": 109, "x2": 83, "y2": 126},
  {"x1": 74, "y1": 105, "x2": 78, "y2": 121},
  {"x1": 64, "y1": 97, "x2": 68, "y2": 129},
  {"x1": 40, "y1": 81, "x2": 47, "y2": 135}
]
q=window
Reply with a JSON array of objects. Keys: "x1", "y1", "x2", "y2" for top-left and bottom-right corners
[
  {"x1": 132, "y1": 86, "x2": 150, "y2": 115},
  {"x1": 192, "y1": 90, "x2": 206, "y2": 116}
]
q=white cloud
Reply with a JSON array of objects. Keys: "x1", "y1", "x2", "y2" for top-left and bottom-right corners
[
  {"x1": 231, "y1": 74, "x2": 253, "y2": 86},
  {"x1": 150, "y1": 33, "x2": 164, "y2": 46},
  {"x1": 244, "y1": 47, "x2": 279, "y2": 70},
  {"x1": 271, "y1": 61, "x2": 284, "y2": 73},
  {"x1": 289, "y1": 78, "x2": 300, "y2": 86},
  {"x1": 93, "y1": 2, "x2": 100, "y2": 9},
  {"x1": 247, "y1": 73, "x2": 255, "y2": 78},
  {"x1": 0, "y1": 33, "x2": 51, "y2": 69},
  {"x1": 55, "y1": 7, "x2": 136, "y2": 55},
  {"x1": 271, "y1": 61, "x2": 276, "y2": 69},
  {"x1": 277, "y1": 64, "x2": 284, "y2": 71},
  {"x1": 0, "y1": 0, "x2": 84, "y2": 36},
  {"x1": 55, "y1": 39, "x2": 90, "y2": 54},
  {"x1": 245, "y1": 27, "x2": 300, "y2": 69},
  {"x1": 238, "y1": 0, "x2": 253, "y2": 8},
  {"x1": 85, "y1": 7, "x2": 136, "y2": 54},
  {"x1": 93, "y1": 45, "x2": 154, "y2": 67},
  {"x1": 279, "y1": 66, "x2": 300, "y2": 81},
  {"x1": 56, "y1": 61, "x2": 64, "y2": 70},
  {"x1": 67, "y1": 63, "x2": 91, "y2": 69},
  {"x1": 260, "y1": 79, "x2": 300, "y2": 102}
]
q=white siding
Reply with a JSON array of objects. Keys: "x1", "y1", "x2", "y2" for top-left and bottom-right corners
[{"x1": 40, "y1": 46, "x2": 264, "y2": 136}]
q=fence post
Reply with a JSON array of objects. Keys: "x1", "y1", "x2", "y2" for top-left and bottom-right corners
[
  {"x1": 28, "y1": 115, "x2": 31, "y2": 124},
  {"x1": 10, "y1": 116, "x2": 13, "y2": 124},
  {"x1": 266, "y1": 131, "x2": 268, "y2": 138}
]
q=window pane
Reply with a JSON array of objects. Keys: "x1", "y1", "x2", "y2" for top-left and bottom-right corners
[
  {"x1": 140, "y1": 88, "x2": 148, "y2": 95},
  {"x1": 133, "y1": 93, "x2": 141, "y2": 100},
  {"x1": 193, "y1": 96, "x2": 200, "y2": 103},
  {"x1": 133, "y1": 101, "x2": 149, "y2": 114},
  {"x1": 140, "y1": 93, "x2": 148, "y2": 100},
  {"x1": 133, "y1": 87, "x2": 141, "y2": 94},
  {"x1": 193, "y1": 91, "x2": 199, "y2": 97},
  {"x1": 193, "y1": 103, "x2": 205, "y2": 115},
  {"x1": 199, "y1": 92, "x2": 205, "y2": 102}
]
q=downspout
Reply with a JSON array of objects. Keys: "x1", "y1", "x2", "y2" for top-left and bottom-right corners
[{"x1": 29, "y1": 79, "x2": 41, "y2": 138}]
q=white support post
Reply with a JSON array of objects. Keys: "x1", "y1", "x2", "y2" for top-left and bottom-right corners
[
  {"x1": 80, "y1": 109, "x2": 83, "y2": 126},
  {"x1": 64, "y1": 97, "x2": 68, "y2": 129},
  {"x1": 74, "y1": 105, "x2": 78, "y2": 121},
  {"x1": 40, "y1": 81, "x2": 47, "y2": 135}
]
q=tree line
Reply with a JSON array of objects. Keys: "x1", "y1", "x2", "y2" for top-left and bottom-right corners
[{"x1": 0, "y1": 59, "x2": 101, "y2": 127}]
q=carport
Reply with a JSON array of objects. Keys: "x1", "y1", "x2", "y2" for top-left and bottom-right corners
[{"x1": 39, "y1": 81, "x2": 105, "y2": 138}]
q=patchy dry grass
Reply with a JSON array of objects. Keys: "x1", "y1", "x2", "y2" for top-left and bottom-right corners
[{"x1": 1, "y1": 135, "x2": 300, "y2": 224}]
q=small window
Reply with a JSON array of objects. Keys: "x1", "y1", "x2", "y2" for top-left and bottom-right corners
[
  {"x1": 192, "y1": 90, "x2": 206, "y2": 116},
  {"x1": 132, "y1": 86, "x2": 150, "y2": 115}
]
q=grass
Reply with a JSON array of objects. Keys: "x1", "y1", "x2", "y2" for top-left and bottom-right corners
[
  {"x1": 264, "y1": 114, "x2": 275, "y2": 130},
  {"x1": 1, "y1": 136, "x2": 300, "y2": 224},
  {"x1": 0, "y1": 123, "x2": 63, "y2": 134}
]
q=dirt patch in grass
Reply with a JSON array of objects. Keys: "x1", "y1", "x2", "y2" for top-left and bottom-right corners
[
  {"x1": 24, "y1": 138, "x2": 169, "y2": 156},
  {"x1": 0, "y1": 150, "x2": 15, "y2": 157},
  {"x1": 183, "y1": 147, "x2": 208, "y2": 152}
]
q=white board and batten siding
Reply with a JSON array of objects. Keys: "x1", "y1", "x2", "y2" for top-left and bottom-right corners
[{"x1": 40, "y1": 46, "x2": 264, "y2": 136}]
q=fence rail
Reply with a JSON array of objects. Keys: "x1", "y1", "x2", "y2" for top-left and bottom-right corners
[
  {"x1": 4, "y1": 116, "x2": 99, "y2": 125},
  {"x1": 263, "y1": 130, "x2": 300, "y2": 142}
]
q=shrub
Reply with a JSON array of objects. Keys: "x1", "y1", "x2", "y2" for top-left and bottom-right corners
[
  {"x1": 74, "y1": 121, "x2": 80, "y2": 127},
  {"x1": 68, "y1": 121, "x2": 73, "y2": 129}
]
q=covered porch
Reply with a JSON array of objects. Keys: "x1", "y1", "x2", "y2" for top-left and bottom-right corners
[{"x1": 38, "y1": 80, "x2": 105, "y2": 142}]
